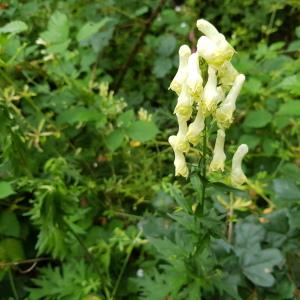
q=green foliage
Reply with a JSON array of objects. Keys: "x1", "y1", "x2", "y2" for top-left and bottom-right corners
[
  {"x1": 0, "y1": 0, "x2": 299, "y2": 299},
  {"x1": 27, "y1": 260, "x2": 100, "y2": 300}
]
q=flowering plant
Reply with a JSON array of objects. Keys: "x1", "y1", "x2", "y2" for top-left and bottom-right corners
[{"x1": 169, "y1": 19, "x2": 248, "y2": 197}]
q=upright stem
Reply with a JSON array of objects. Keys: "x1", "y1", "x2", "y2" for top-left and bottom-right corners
[
  {"x1": 201, "y1": 120, "x2": 207, "y2": 214},
  {"x1": 66, "y1": 222, "x2": 111, "y2": 299},
  {"x1": 110, "y1": 230, "x2": 142, "y2": 299}
]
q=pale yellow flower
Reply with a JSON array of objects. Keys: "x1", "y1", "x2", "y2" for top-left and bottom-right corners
[
  {"x1": 215, "y1": 74, "x2": 245, "y2": 128},
  {"x1": 196, "y1": 19, "x2": 235, "y2": 68},
  {"x1": 216, "y1": 86, "x2": 225, "y2": 104},
  {"x1": 202, "y1": 66, "x2": 218, "y2": 114},
  {"x1": 186, "y1": 104, "x2": 205, "y2": 146},
  {"x1": 186, "y1": 52, "x2": 203, "y2": 100},
  {"x1": 231, "y1": 144, "x2": 249, "y2": 185},
  {"x1": 174, "y1": 84, "x2": 193, "y2": 121},
  {"x1": 218, "y1": 61, "x2": 239, "y2": 88},
  {"x1": 175, "y1": 114, "x2": 190, "y2": 153},
  {"x1": 169, "y1": 45, "x2": 191, "y2": 95},
  {"x1": 209, "y1": 129, "x2": 226, "y2": 172},
  {"x1": 168, "y1": 135, "x2": 189, "y2": 178}
]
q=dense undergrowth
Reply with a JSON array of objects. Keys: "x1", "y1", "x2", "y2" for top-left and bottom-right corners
[{"x1": 0, "y1": 0, "x2": 300, "y2": 299}]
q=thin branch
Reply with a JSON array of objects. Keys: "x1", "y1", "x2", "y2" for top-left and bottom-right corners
[
  {"x1": 0, "y1": 257, "x2": 51, "y2": 268},
  {"x1": 110, "y1": 230, "x2": 142, "y2": 299},
  {"x1": 113, "y1": 0, "x2": 167, "y2": 92},
  {"x1": 65, "y1": 222, "x2": 111, "y2": 299}
]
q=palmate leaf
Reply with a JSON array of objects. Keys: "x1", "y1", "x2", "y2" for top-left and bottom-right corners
[
  {"x1": 27, "y1": 260, "x2": 100, "y2": 300},
  {"x1": 136, "y1": 264, "x2": 188, "y2": 300},
  {"x1": 234, "y1": 222, "x2": 284, "y2": 287},
  {"x1": 241, "y1": 249, "x2": 283, "y2": 287}
]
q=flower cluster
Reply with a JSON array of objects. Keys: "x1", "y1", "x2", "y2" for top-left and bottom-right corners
[{"x1": 168, "y1": 19, "x2": 248, "y2": 186}]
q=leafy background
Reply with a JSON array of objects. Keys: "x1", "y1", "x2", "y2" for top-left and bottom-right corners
[{"x1": 0, "y1": 0, "x2": 299, "y2": 299}]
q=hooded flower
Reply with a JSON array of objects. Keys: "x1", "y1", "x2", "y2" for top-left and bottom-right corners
[
  {"x1": 168, "y1": 135, "x2": 189, "y2": 177},
  {"x1": 209, "y1": 129, "x2": 226, "y2": 172},
  {"x1": 215, "y1": 74, "x2": 245, "y2": 128},
  {"x1": 216, "y1": 86, "x2": 225, "y2": 104},
  {"x1": 231, "y1": 144, "x2": 249, "y2": 185},
  {"x1": 174, "y1": 84, "x2": 193, "y2": 121},
  {"x1": 175, "y1": 114, "x2": 190, "y2": 153},
  {"x1": 196, "y1": 19, "x2": 235, "y2": 68},
  {"x1": 169, "y1": 45, "x2": 191, "y2": 95},
  {"x1": 202, "y1": 66, "x2": 218, "y2": 114},
  {"x1": 186, "y1": 52, "x2": 203, "y2": 100},
  {"x1": 186, "y1": 104, "x2": 205, "y2": 146},
  {"x1": 218, "y1": 61, "x2": 239, "y2": 88}
]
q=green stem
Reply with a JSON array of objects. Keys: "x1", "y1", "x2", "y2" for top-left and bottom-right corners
[
  {"x1": 201, "y1": 120, "x2": 207, "y2": 214},
  {"x1": 110, "y1": 230, "x2": 142, "y2": 300},
  {"x1": 66, "y1": 222, "x2": 111, "y2": 299},
  {"x1": 8, "y1": 268, "x2": 19, "y2": 300}
]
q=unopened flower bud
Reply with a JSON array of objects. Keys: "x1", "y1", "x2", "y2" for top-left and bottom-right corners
[
  {"x1": 215, "y1": 74, "x2": 245, "y2": 128},
  {"x1": 186, "y1": 53, "x2": 203, "y2": 100},
  {"x1": 168, "y1": 135, "x2": 189, "y2": 178},
  {"x1": 169, "y1": 45, "x2": 191, "y2": 95},
  {"x1": 202, "y1": 66, "x2": 218, "y2": 114},
  {"x1": 186, "y1": 105, "x2": 205, "y2": 146},
  {"x1": 174, "y1": 85, "x2": 193, "y2": 120},
  {"x1": 209, "y1": 129, "x2": 226, "y2": 172},
  {"x1": 231, "y1": 144, "x2": 248, "y2": 185}
]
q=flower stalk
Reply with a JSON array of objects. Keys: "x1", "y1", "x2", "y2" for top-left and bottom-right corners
[{"x1": 168, "y1": 19, "x2": 249, "y2": 212}]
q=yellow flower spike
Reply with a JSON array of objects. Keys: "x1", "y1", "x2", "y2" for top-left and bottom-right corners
[
  {"x1": 215, "y1": 74, "x2": 245, "y2": 128},
  {"x1": 169, "y1": 45, "x2": 191, "y2": 95},
  {"x1": 209, "y1": 129, "x2": 226, "y2": 172},
  {"x1": 186, "y1": 104, "x2": 205, "y2": 146},
  {"x1": 174, "y1": 84, "x2": 193, "y2": 121},
  {"x1": 175, "y1": 114, "x2": 190, "y2": 153},
  {"x1": 168, "y1": 135, "x2": 189, "y2": 178},
  {"x1": 231, "y1": 144, "x2": 249, "y2": 186},
  {"x1": 196, "y1": 19, "x2": 235, "y2": 68},
  {"x1": 202, "y1": 66, "x2": 218, "y2": 115},
  {"x1": 218, "y1": 61, "x2": 239, "y2": 88},
  {"x1": 186, "y1": 52, "x2": 203, "y2": 100}
]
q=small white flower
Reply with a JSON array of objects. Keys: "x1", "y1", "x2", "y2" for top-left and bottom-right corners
[
  {"x1": 215, "y1": 74, "x2": 245, "y2": 128},
  {"x1": 180, "y1": 22, "x2": 187, "y2": 28},
  {"x1": 36, "y1": 37, "x2": 47, "y2": 46},
  {"x1": 168, "y1": 135, "x2": 189, "y2": 178},
  {"x1": 174, "y1": 84, "x2": 193, "y2": 121},
  {"x1": 169, "y1": 45, "x2": 191, "y2": 95},
  {"x1": 202, "y1": 66, "x2": 218, "y2": 114},
  {"x1": 137, "y1": 268, "x2": 144, "y2": 277},
  {"x1": 196, "y1": 19, "x2": 235, "y2": 68},
  {"x1": 186, "y1": 104, "x2": 205, "y2": 146},
  {"x1": 138, "y1": 107, "x2": 152, "y2": 121},
  {"x1": 231, "y1": 144, "x2": 249, "y2": 185},
  {"x1": 209, "y1": 129, "x2": 226, "y2": 172},
  {"x1": 186, "y1": 52, "x2": 203, "y2": 100}
]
